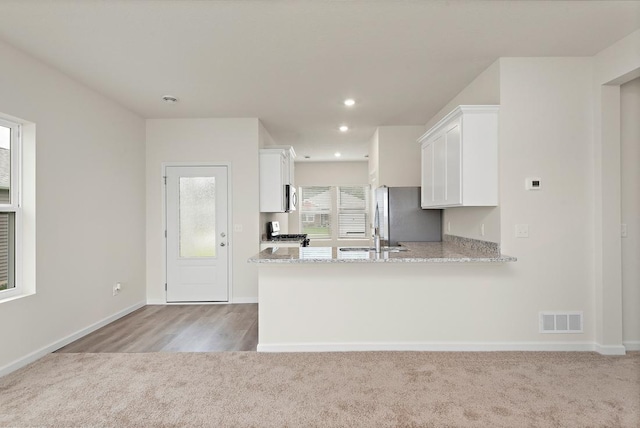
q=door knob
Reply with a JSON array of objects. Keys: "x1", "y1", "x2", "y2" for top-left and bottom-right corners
[
  {"x1": 221, "y1": 232, "x2": 226, "y2": 237},
  {"x1": 220, "y1": 242, "x2": 226, "y2": 247}
]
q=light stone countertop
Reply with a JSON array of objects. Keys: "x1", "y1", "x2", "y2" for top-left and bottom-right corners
[{"x1": 248, "y1": 238, "x2": 516, "y2": 264}]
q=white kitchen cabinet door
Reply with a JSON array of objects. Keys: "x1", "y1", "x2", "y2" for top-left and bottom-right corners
[
  {"x1": 259, "y1": 146, "x2": 296, "y2": 212},
  {"x1": 420, "y1": 142, "x2": 434, "y2": 207},
  {"x1": 418, "y1": 105, "x2": 498, "y2": 208},
  {"x1": 444, "y1": 119, "x2": 462, "y2": 206},
  {"x1": 432, "y1": 134, "x2": 446, "y2": 205},
  {"x1": 259, "y1": 149, "x2": 286, "y2": 212},
  {"x1": 286, "y1": 147, "x2": 295, "y2": 186}
]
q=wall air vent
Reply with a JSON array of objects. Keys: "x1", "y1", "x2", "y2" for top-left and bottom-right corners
[{"x1": 539, "y1": 312, "x2": 583, "y2": 333}]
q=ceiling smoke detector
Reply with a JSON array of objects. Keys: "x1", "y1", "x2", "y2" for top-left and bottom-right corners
[{"x1": 162, "y1": 95, "x2": 178, "y2": 103}]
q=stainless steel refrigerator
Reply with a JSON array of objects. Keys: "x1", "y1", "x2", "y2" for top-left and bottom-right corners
[{"x1": 374, "y1": 186, "x2": 442, "y2": 246}]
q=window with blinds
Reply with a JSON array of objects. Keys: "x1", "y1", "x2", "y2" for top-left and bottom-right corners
[
  {"x1": 299, "y1": 186, "x2": 332, "y2": 238},
  {"x1": 0, "y1": 119, "x2": 18, "y2": 294},
  {"x1": 337, "y1": 186, "x2": 368, "y2": 239},
  {"x1": 299, "y1": 185, "x2": 369, "y2": 240}
]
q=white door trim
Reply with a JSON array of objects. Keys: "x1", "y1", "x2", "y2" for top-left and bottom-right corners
[{"x1": 161, "y1": 162, "x2": 233, "y2": 303}]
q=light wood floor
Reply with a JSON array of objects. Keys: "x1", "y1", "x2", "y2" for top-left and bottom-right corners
[{"x1": 56, "y1": 304, "x2": 258, "y2": 353}]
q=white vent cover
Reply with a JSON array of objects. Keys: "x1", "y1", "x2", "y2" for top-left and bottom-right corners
[{"x1": 539, "y1": 312, "x2": 583, "y2": 333}]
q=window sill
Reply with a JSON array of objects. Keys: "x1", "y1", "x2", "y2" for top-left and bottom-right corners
[{"x1": 0, "y1": 290, "x2": 35, "y2": 304}]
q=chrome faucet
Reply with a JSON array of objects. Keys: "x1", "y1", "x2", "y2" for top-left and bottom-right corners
[{"x1": 374, "y1": 203, "x2": 381, "y2": 253}]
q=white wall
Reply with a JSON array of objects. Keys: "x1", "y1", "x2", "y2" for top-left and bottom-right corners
[
  {"x1": 498, "y1": 57, "x2": 596, "y2": 341},
  {"x1": 423, "y1": 61, "x2": 501, "y2": 243},
  {"x1": 146, "y1": 118, "x2": 260, "y2": 303},
  {"x1": 591, "y1": 29, "x2": 640, "y2": 350},
  {"x1": 0, "y1": 40, "x2": 146, "y2": 373},
  {"x1": 376, "y1": 126, "x2": 426, "y2": 187},
  {"x1": 621, "y1": 77, "x2": 640, "y2": 346},
  {"x1": 295, "y1": 161, "x2": 368, "y2": 187},
  {"x1": 368, "y1": 129, "x2": 379, "y2": 189}
]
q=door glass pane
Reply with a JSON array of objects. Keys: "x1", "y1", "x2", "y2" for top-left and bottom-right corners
[
  {"x1": 0, "y1": 126, "x2": 11, "y2": 204},
  {"x1": 179, "y1": 177, "x2": 216, "y2": 258}
]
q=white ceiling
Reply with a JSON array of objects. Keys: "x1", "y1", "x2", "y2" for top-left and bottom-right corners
[{"x1": 0, "y1": 1, "x2": 638, "y2": 161}]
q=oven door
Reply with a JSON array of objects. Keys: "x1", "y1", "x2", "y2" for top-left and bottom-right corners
[{"x1": 285, "y1": 184, "x2": 297, "y2": 212}]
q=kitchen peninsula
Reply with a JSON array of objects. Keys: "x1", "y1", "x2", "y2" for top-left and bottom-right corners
[{"x1": 249, "y1": 235, "x2": 516, "y2": 352}]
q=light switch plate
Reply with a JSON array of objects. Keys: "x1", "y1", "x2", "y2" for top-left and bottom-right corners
[{"x1": 515, "y1": 224, "x2": 529, "y2": 238}]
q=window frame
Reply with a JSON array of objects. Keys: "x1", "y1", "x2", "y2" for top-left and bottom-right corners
[
  {"x1": 299, "y1": 185, "x2": 370, "y2": 241},
  {"x1": 337, "y1": 185, "x2": 369, "y2": 239},
  {"x1": 0, "y1": 118, "x2": 22, "y2": 300},
  {"x1": 298, "y1": 186, "x2": 332, "y2": 239}
]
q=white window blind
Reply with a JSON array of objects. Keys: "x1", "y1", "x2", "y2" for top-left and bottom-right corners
[
  {"x1": 300, "y1": 186, "x2": 332, "y2": 238},
  {"x1": 338, "y1": 186, "x2": 368, "y2": 239},
  {"x1": 299, "y1": 185, "x2": 370, "y2": 241},
  {"x1": 299, "y1": 247, "x2": 332, "y2": 260}
]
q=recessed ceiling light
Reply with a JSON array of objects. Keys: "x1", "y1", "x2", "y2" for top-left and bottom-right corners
[
  {"x1": 335, "y1": 152, "x2": 341, "y2": 157},
  {"x1": 344, "y1": 99, "x2": 355, "y2": 107},
  {"x1": 339, "y1": 125, "x2": 349, "y2": 132},
  {"x1": 162, "y1": 95, "x2": 178, "y2": 103}
]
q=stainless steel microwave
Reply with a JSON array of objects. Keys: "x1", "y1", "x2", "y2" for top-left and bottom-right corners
[{"x1": 285, "y1": 184, "x2": 297, "y2": 212}]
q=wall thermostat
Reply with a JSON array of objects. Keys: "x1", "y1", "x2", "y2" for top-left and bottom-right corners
[{"x1": 526, "y1": 177, "x2": 542, "y2": 190}]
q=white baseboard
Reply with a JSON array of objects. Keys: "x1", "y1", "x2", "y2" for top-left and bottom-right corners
[
  {"x1": 623, "y1": 341, "x2": 640, "y2": 352},
  {"x1": 0, "y1": 301, "x2": 145, "y2": 378},
  {"x1": 146, "y1": 298, "x2": 258, "y2": 305},
  {"x1": 257, "y1": 341, "x2": 599, "y2": 353},
  {"x1": 595, "y1": 343, "x2": 627, "y2": 355},
  {"x1": 232, "y1": 297, "x2": 258, "y2": 304}
]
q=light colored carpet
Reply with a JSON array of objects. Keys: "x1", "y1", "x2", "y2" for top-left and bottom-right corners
[{"x1": 0, "y1": 351, "x2": 638, "y2": 427}]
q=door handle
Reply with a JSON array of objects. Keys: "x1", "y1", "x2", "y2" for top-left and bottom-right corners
[
  {"x1": 221, "y1": 232, "x2": 226, "y2": 237},
  {"x1": 220, "y1": 242, "x2": 226, "y2": 247}
]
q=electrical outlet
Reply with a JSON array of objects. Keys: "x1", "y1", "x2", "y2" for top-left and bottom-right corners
[
  {"x1": 113, "y1": 282, "x2": 121, "y2": 296},
  {"x1": 447, "y1": 221, "x2": 451, "y2": 233},
  {"x1": 515, "y1": 224, "x2": 529, "y2": 238},
  {"x1": 621, "y1": 223, "x2": 628, "y2": 238},
  {"x1": 481, "y1": 224, "x2": 485, "y2": 237},
  {"x1": 234, "y1": 224, "x2": 243, "y2": 232}
]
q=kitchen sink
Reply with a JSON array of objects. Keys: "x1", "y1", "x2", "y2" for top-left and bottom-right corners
[{"x1": 339, "y1": 246, "x2": 408, "y2": 252}]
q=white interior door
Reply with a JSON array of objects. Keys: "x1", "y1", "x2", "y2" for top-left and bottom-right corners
[{"x1": 166, "y1": 165, "x2": 229, "y2": 302}]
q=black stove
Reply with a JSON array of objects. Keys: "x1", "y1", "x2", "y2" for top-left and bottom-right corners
[
  {"x1": 274, "y1": 234, "x2": 307, "y2": 239},
  {"x1": 270, "y1": 234, "x2": 310, "y2": 247},
  {"x1": 266, "y1": 221, "x2": 310, "y2": 247}
]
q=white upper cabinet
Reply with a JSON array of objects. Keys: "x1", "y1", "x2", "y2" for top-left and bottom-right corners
[
  {"x1": 419, "y1": 105, "x2": 499, "y2": 208},
  {"x1": 259, "y1": 146, "x2": 296, "y2": 212}
]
